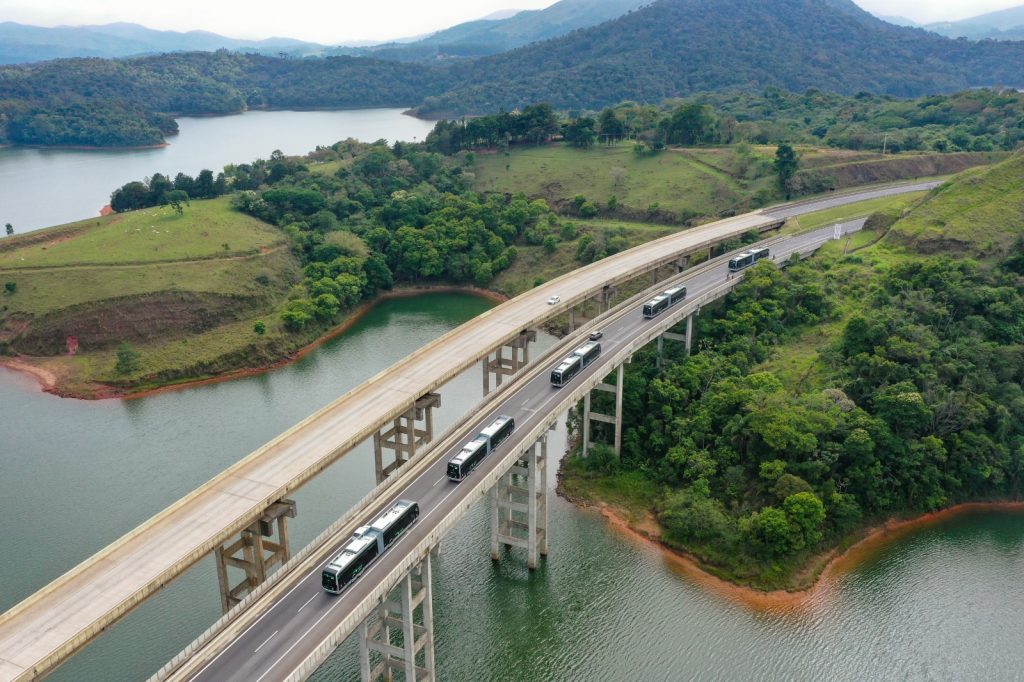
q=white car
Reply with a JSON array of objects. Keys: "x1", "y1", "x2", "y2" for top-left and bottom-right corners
[{"x1": 547, "y1": 295, "x2": 561, "y2": 305}]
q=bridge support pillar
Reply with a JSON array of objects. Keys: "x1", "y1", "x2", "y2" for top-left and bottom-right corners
[
  {"x1": 491, "y1": 427, "x2": 552, "y2": 568},
  {"x1": 685, "y1": 313, "x2": 694, "y2": 356},
  {"x1": 656, "y1": 328, "x2": 689, "y2": 368},
  {"x1": 581, "y1": 363, "x2": 625, "y2": 457},
  {"x1": 359, "y1": 553, "x2": 435, "y2": 682},
  {"x1": 214, "y1": 499, "x2": 296, "y2": 614},
  {"x1": 374, "y1": 393, "x2": 442, "y2": 484},
  {"x1": 482, "y1": 329, "x2": 537, "y2": 395}
]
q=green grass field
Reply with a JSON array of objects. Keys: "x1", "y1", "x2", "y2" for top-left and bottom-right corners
[
  {"x1": 890, "y1": 152, "x2": 1024, "y2": 257},
  {"x1": 783, "y1": 192, "x2": 928, "y2": 234},
  {"x1": 0, "y1": 197, "x2": 284, "y2": 269},
  {"x1": 473, "y1": 143, "x2": 753, "y2": 217},
  {"x1": 0, "y1": 199, "x2": 302, "y2": 396}
]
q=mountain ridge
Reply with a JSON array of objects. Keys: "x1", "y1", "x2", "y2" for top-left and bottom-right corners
[{"x1": 418, "y1": 0, "x2": 1024, "y2": 116}]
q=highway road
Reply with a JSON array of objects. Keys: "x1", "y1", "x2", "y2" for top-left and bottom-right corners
[
  {"x1": 0, "y1": 180, "x2": 939, "y2": 682},
  {"x1": 190, "y1": 218, "x2": 870, "y2": 682}
]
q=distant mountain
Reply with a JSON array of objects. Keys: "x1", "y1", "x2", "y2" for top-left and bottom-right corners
[
  {"x1": 365, "y1": 0, "x2": 649, "y2": 61},
  {"x1": 478, "y1": 9, "x2": 524, "y2": 21},
  {"x1": 877, "y1": 15, "x2": 918, "y2": 27},
  {"x1": 418, "y1": 0, "x2": 1024, "y2": 116},
  {"x1": 923, "y1": 5, "x2": 1024, "y2": 41},
  {"x1": 0, "y1": 21, "x2": 326, "y2": 64}
]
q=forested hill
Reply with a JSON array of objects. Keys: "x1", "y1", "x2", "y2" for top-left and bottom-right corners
[
  {"x1": 418, "y1": 0, "x2": 1024, "y2": 116},
  {"x1": 0, "y1": 52, "x2": 454, "y2": 147},
  {"x1": 368, "y1": 0, "x2": 648, "y2": 60}
]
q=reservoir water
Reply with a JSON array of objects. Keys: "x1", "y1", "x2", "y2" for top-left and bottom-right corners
[
  {"x1": 1, "y1": 291, "x2": 1022, "y2": 681},
  {"x1": 0, "y1": 108, "x2": 436, "y2": 234}
]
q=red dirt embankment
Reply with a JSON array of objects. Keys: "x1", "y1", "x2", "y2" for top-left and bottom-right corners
[
  {"x1": 1, "y1": 285, "x2": 508, "y2": 401},
  {"x1": 590, "y1": 501, "x2": 1024, "y2": 613}
]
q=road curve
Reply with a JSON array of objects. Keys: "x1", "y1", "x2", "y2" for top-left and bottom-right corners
[
  {"x1": 186, "y1": 219, "x2": 870, "y2": 682},
  {"x1": 0, "y1": 180, "x2": 939, "y2": 682}
]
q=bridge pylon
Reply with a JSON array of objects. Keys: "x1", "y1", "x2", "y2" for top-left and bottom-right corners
[
  {"x1": 655, "y1": 310, "x2": 697, "y2": 367},
  {"x1": 359, "y1": 553, "x2": 435, "y2": 682},
  {"x1": 482, "y1": 329, "x2": 537, "y2": 395},
  {"x1": 491, "y1": 425, "x2": 553, "y2": 569},
  {"x1": 214, "y1": 498, "x2": 296, "y2": 614},
  {"x1": 374, "y1": 393, "x2": 442, "y2": 484},
  {"x1": 581, "y1": 362, "x2": 626, "y2": 457}
]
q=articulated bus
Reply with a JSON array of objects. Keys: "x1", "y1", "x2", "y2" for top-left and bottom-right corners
[
  {"x1": 728, "y1": 247, "x2": 770, "y2": 272},
  {"x1": 643, "y1": 285, "x2": 687, "y2": 319},
  {"x1": 448, "y1": 415, "x2": 516, "y2": 481},
  {"x1": 322, "y1": 499, "x2": 420, "y2": 594},
  {"x1": 550, "y1": 341, "x2": 603, "y2": 388}
]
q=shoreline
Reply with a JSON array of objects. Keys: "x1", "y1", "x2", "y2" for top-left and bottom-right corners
[
  {"x1": 581, "y1": 497, "x2": 1024, "y2": 612},
  {"x1": 0, "y1": 285, "x2": 507, "y2": 401}
]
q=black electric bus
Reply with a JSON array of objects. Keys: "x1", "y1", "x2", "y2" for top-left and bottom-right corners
[
  {"x1": 643, "y1": 285, "x2": 687, "y2": 319},
  {"x1": 550, "y1": 341, "x2": 602, "y2": 387},
  {"x1": 322, "y1": 499, "x2": 420, "y2": 594},
  {"x1": 447, "y1": 415, "x2": 516, "y2": 481},
  {"x1": 728, "y1": 247, "x2": 770, "y2": 272},
  {"x1": 446, "y1": 437, "x2": 488, "y2": 481},
  {"x1": 550, "y1": 355, "x2": 583, "y2": 388}
]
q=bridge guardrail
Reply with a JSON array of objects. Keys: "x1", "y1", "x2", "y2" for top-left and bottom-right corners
[{"x1": 154, "y1": 226, "x2": 819, "y2": 681}]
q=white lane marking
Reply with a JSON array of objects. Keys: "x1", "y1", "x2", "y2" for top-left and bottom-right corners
[
  {"x1": 433, "y1": 475, "x2": 447, "y2": 488},
  {"x1": 254, "y1": 485, "x2": 463, "y2": 682},
  {"x1": 253, "y1": 631, "x2": 278, "y2": 654},
  {"x1": 297, "y1": 594, "x2": 316, "y2": 613}
]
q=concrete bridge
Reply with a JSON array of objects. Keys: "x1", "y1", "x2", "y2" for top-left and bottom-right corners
[{"x1": 0, "y1": 182, "x2": 938, "y2": 681}]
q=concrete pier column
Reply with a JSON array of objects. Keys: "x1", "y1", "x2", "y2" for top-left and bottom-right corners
[
  {"x1": 214, "y1": 499, "x2": 296, "y2": 613},
  {"x1": 685, "y1": 313, "x2": 694, "y2": 356},
  {"x1": 482, "y1": 329, "x2": 537, "y2": 396},
  {"x1": 580, "y1": 363, "x2": 626, "y2": 457},
  {"x1": 359, "y1": 553, "x2": 435, "y2": 682},
  {"x1": 374, "y1": 393, "x2": 442, "y2": 484},
  {"x1": 491, "y1": 428, "x2": 552, "y2": 568}
]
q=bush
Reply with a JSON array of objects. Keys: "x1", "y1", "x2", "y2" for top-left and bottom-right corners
[
  {"x1": 3, "y1": 282, "x2": 15, "y2": 294},
  {"x1": 253, "y1": 321, "x2": 267, "y2": 335},
  {"x1": 115, "y1": 343, "x2": 141, "y2": 375}
]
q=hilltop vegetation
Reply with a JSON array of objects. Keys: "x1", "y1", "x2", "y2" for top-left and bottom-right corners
[
  {"x1": 420, "y1": 0, "x2": 1024, "y2": 116},
  {"x1": 562, "y1": 153, "x2": 1024, "y2": 590},
  {"x1": 0, "y1": 198, "x2": 300, "y2": 395},
  {"x1": 3, "y1": 0, "x2": 1024, "y2": 147},
  {"x1": 890, "y1": 152, "x2": 1024, "y2": 257},
  {"x1": 0, "y1": 51, "x2": 452, "y2": 147}
]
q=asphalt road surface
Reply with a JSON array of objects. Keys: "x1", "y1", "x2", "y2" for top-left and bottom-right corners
[{"x1": 191, "y1": 218, "x2": 869, "y2": 682}]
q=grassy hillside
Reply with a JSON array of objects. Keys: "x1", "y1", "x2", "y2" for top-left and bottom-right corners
[
  {"x1": 474, "y1": 143, "x2": 988, "y2": 221},
  {"x1": 890, "y1": 152, "x2": 1024, "y2": 258},
  {"x1": 0, "y1": 199, "x2": 302, "y2": 397},
  {"x1": 474, "y1": 144, "x2": 761, "y2": 220},
  {"x1": 0, "y1": 197, "x2": 284, "y2": 268}
]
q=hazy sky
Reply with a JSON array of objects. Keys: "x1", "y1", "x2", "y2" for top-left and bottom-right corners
[{"x1": 0, "y1": 0, "x2": 1021, "y2": 44}]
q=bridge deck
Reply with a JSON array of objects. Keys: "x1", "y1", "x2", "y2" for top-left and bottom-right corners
[{"x1": 0, "y1": 210, "x2": 779, "y2": 681}]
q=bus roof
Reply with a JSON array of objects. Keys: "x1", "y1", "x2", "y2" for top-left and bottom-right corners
[
  {"x1": 663, "y1": 286, "x2": 684, "y2": 295},
  {"x1": 644, "y1": 294, "x2": 668, "y2": 306},
  {"x1": 450, "y1": 437, "x2": 486, "y2": 465},
  {"x1": 573, "y1": 341, "x2": 600, "y2": 356},
  {"x1": 479, "y1": 415, "x2": 513, "y2": 438},
  {"x1": 326, "y1": 533, "x2": 375, "y2": 571},
  {"x1": 554, "y1": 356, "x2": 580, "y2": 373},
  {"x1": 370, "y1": 499, "x2": 415, "y2": 533}
]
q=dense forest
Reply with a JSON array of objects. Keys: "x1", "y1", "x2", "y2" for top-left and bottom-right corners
[
  {"x1": 0, "y1": 52, "x2": 453, "y2": 146},
  {"x1": 418, "y1": 0, "x2": 1024, "y2": 116},
  {"x1": 569, "y1": 247, "x2": 1024, "y2": 587},
  {"x1": 428, "y1": 90, "x2": 1024, "y2": 156},
  {"x1": 106, "y1": 140, "x2": 583, "y2": 332},
  {"x1": 2, "y1": 0, "x2": 1023, "y2": 147}
]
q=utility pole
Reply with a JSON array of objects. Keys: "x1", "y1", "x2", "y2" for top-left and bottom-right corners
[{"x1": 882, "y1": 132, "x2": 888, "y2": 156}]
